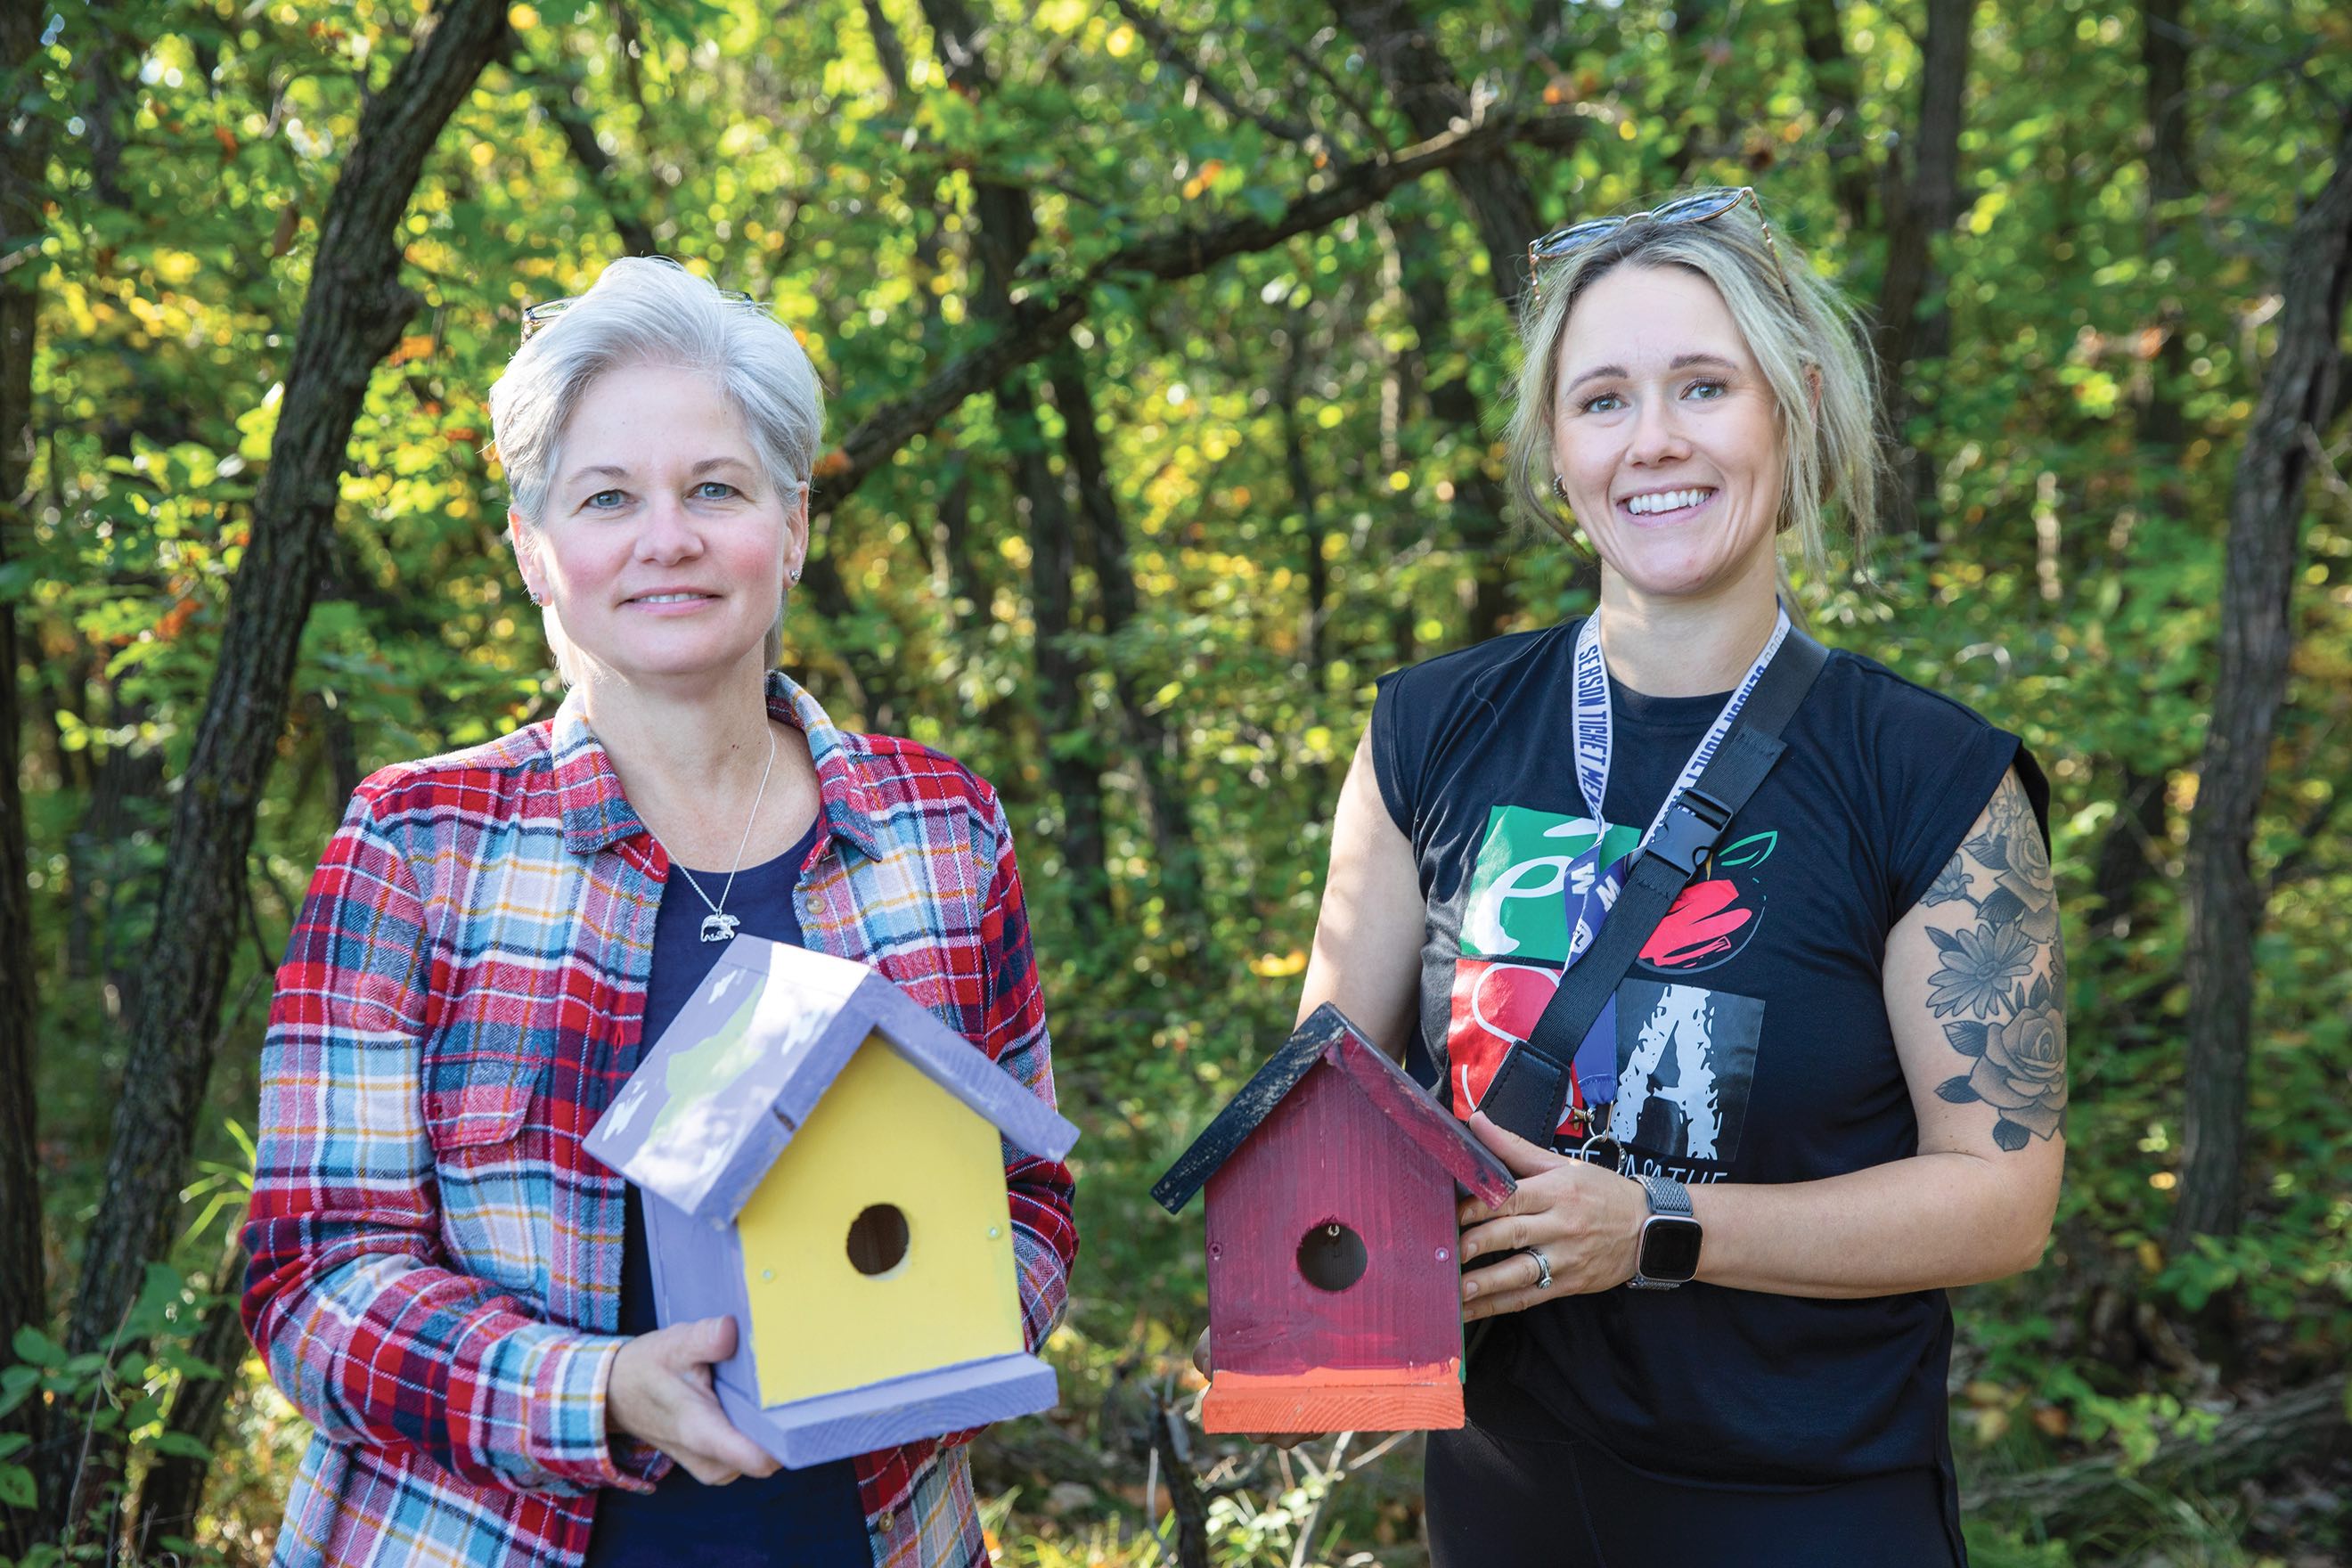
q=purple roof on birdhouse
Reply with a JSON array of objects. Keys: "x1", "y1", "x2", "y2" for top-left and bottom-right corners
[
  {"x1": 585, "y1": 936, "x2": 1078, "y2": 1224},
  {"x1": 1150, "y1": 1004, "x2": 1515, "y2": 1213}
]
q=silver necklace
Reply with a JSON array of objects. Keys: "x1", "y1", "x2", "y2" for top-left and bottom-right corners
[{"x1": 666, "y1": 723, "x2": 780, "y2": 943}]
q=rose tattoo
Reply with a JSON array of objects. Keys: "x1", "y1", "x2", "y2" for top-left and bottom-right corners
[{"x1": 1926, "y1": 775, "x2": 2068, "y2": 1150}]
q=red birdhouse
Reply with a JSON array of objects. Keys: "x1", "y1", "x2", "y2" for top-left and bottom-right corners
[{"x1": 1153, "y1": 1005, "x2": 1515, "y2": 1434}]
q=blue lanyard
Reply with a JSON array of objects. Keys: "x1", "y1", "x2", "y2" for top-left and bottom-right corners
[{"x1": 1553, "y1": 605, "x2": 1791, "y2": 1108}]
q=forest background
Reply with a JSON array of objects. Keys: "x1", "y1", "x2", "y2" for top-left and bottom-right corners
[{"x1": 2, "y1": 0, "x2": 2349, "y2": 1562}]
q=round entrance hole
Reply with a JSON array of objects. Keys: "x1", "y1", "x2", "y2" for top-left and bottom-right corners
[
  {"x1": 846, "y1": 1204, "x2": 911, "y2": 1277},
  {"x1": 1296, "y1": 1221, "x2": 1368, "y2": 1293}
]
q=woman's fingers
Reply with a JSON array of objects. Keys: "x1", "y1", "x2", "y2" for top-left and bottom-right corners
[
  {"x1": 608, "y1": 1316, "x2": 781, "y2": 1484},
  {"x1": 1466, "y1": 1110, "x2": 1571, "y2": 1177},
  {"x1": 1455, "y1": 1165, "x2": 1646, "y2": 1314},
  {"x1": 1458, "y1": 1210, "x2": 1537, "y2": 1262},
  {"x1": 1458, "y1": 1237, "x2": 1552, "y2": 1301},
  {"x1": 674, "y1": 1400, "x2": 780, "y2": 1482}
]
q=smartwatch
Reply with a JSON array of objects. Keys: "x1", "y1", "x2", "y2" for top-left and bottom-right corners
[{"x1": 1629, "y1": 1173, "x2": 1703, "y2": 1290}]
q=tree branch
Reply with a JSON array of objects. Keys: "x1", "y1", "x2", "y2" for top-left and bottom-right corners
[
  {"x1": 812, "y1": 106, "x2": 1577, "y2": 527},
  {"x1": 1105, "y1": 0, "x2": 1322, "y2": 147},
  {"x1": 532, "y1": 59, "x2": 657, "y2": 256}
]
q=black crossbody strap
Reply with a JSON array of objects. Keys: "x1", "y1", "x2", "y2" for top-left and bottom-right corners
[{"x1": 1475, "y1": 628, "x2": 1830, "y2": 1144}]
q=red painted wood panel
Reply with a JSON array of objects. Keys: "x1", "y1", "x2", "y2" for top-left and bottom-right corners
[
  {"x1": 1203, "y1": 1059, "x2": 1462, "y2": 1380},
  {"x1": 1330, "y1": 1034, "x2": 1514, "y2": 1206}
]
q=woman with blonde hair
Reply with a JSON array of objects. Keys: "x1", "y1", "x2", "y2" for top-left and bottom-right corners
[
  {"x1": 1297, "y1": 190, "x2": 2063, "y2": 1561},
  {"x1": 242, "y1": 257, "x2": 1074, "y2": 1568}
]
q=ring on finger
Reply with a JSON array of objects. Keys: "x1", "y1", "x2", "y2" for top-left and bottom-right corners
[{"x1": 1523, "y1": 1246, "x2": 1553, "y2": 1293}]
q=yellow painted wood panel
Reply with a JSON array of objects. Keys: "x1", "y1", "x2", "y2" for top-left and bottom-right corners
[{"x1": 736, "y1": 1033, "x2": 1025, "y2": 1406}]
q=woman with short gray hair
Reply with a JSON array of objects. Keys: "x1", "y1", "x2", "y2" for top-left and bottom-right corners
[
  {"x1": 1286, "y1": 191, "x2": 2063, "y2": 1561},
  {"x1": 242, "y1": 257, "x2": 1075, "y2": 1568}
]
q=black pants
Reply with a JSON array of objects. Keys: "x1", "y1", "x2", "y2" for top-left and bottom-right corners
[{"x1": 1425, "y1": 1417, "x2": 1967, "y2": 1568}]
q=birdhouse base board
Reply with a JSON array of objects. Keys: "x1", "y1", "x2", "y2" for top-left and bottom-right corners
[
  {"x1": 1203, "y1": 1362, "x2": 1464, "y2": 1434},
  {"x1": 716, "y1": 1351, "x2": 1059, "y2": 1468}
]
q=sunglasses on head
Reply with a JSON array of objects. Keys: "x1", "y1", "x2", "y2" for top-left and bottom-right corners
[
  {"x1": 1526, "y1": 186, "x2": 1793, "y2": 303},
  {"x1": 519, "y1": 288, "x2": 763, "y2": 343}
]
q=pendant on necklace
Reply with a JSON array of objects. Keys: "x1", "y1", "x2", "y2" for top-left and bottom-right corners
[{"x1": 699, "y1": 911, "x2": 742, "y2": 943}]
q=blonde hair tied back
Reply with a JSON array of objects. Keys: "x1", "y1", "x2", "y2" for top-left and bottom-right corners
[{"x1": 1504, "y1": 194, "x2": 1886, "y2": 592}]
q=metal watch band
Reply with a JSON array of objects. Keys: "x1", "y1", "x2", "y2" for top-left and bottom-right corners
[{"x1": 1639, "y1": 1172, "x2": 1694, "y2": 1218}]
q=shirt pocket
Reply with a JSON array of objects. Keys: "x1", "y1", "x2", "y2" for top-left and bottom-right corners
[{"x1": 421, "y1": 1046, "x2": 551, "y2": 1301}]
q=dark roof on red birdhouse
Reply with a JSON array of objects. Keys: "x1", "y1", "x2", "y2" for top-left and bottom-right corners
[{"x1": 1151, "y1": 1004, "x2": 1515, "y2": 1213}]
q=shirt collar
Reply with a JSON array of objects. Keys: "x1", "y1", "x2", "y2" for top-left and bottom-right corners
[{"x1": 552, "y1": 671, "x2": 887, "y2": 862}]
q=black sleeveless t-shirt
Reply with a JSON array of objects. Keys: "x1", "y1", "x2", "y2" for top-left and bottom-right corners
[{"x1": 1368, "y1": 618, "x2": 2048, "y2": 1487}]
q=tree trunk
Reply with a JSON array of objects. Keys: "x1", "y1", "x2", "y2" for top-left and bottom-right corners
[
  {"x1": 1390, "y1": 207, "x2": 1515, "y2": 640},
  {"x1": 0, "y1": 0, "x2": 53, "y2": 1549},
  {"x1": 1969, "y1": 1375, "x2": 2348, "y2": 1537},
  {"x1": 1329, "y1": 2, "x2": 1550, "y2": 638},
  {"x1": 2137, "y1": 0, "x2": 2193, "y2": 482},
  {"x1": 861, "y1": 0, "x2": 999, "y2": 720},
  {"x1": 46, "y1": 0, "x2": 514, "y2": 1539},
  {"x1": 917, "y1": 0, "x2": 1110, "y2": 924},
  {"x1": 2171, "y1": 110, "x2": 2352, "y2": 1248},
  {"x1": 1277, "y1": 312, "x2": 1327, "y2": 672},
  {"x1": 1791, "y1": 0, "x2": 1874, "y2": 237},
  {"x1": 1873, "y1": 0, "x2": 1972, "y2": 534},
  {"x1": 2089, "y1": 765, "x2": 2168, "y2": 943},
  {"x1": 1328, "y1": 0, "x2": 1540, "y2": 314},
  {"x1": 2090, "y1": 0, "x2": 2194, "y2": 958},
  {"x1": 1660, "y1": 0, "x2": 1728, "y2": 186},
  {"x1": 1046, "y1": 341, "x2": 1198, "y2": 927}
]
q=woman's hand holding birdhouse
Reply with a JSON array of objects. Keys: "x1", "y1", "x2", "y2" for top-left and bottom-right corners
[
  {"x1": 608, "y1": 1316, "x2": 782, "y2": 1485},
  {"x1": 1188, "y1": 1328, "x2": 1321, "y2": 1450},
  {"x1": 1454, "y1": 1113, "x2": 1647, "y2": 1322}
]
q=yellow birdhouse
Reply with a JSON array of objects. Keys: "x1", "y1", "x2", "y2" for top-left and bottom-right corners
[{"x1": 586, "y1": 937, "x2": 1079, "y2": 1466}]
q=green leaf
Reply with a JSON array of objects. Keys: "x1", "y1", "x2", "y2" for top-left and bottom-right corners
[
  {"x1": 146, "y1": 1431, "x2": 214, "y2": 1461},
  {"x1": 0, "y1": 1461, "x2": 34, "y2": 1509},
  {"x1": 10, "y1": 1327, "x2": 64, "y2": 1369},
  {"x1": 1713, "y1": 830, "x2": 1777, "y2": 869},
  {"x1": 1239, "y1": 185, "x2": 1286, "y2": 226},
  {"x1": 159, "y1": 1344, "x2": 225, "y2": 1384}
]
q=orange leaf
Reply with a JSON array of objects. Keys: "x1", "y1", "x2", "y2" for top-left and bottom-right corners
[
  {"x1": 214, "y1": 126, "x2": 240, "y2": 158},
  {"x1": 813, "y1": 449, "x2": 851, "y2": 480},
  {"x1": 388, "y1": 335, "x2": 436, "y2": 368}
]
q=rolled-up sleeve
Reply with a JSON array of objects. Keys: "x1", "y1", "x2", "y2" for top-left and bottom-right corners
[{"x1": 241, "y1": 785, "x2": 655, "y2": 1497}]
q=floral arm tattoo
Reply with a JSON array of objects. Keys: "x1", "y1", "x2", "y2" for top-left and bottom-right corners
[{"x1": 1916, "y1": 771, "x2": 2067, "y2": 1152}]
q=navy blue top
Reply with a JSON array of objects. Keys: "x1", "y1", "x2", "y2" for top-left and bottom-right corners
[
  {"x1": 1370, "y1": 623, "x2": 2049, "y2": 1488},
  {"x1": 585, "y1": 816, "x2": 870, "y2": 1568}
]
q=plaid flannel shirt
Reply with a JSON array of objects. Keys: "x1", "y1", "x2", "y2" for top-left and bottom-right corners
[{"x1": 242, "y1": 671, "x2": 1077, "y2": 1568}]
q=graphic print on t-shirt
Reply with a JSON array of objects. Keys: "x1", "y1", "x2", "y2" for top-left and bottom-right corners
[{"x1": 1445, "y1": 803, "x2": 1776, "y2": 1172}]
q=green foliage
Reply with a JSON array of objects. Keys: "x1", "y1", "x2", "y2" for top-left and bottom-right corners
[
  {"x1": 0, "y1": 1266, "x2": 229, "y2": 1567},
  {"x1": 9, "y1": 0, "x2": 2352, "y2": 1560}
]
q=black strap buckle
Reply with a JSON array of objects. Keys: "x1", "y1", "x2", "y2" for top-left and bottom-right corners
[{"x1": 1646, "y1": 786, "x2": 1732, "y2": 877}]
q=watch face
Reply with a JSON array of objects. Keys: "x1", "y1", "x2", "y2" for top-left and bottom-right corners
[{"x1": 1639, "y1": 1216, "x2": 1703, "y2": 1282}]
